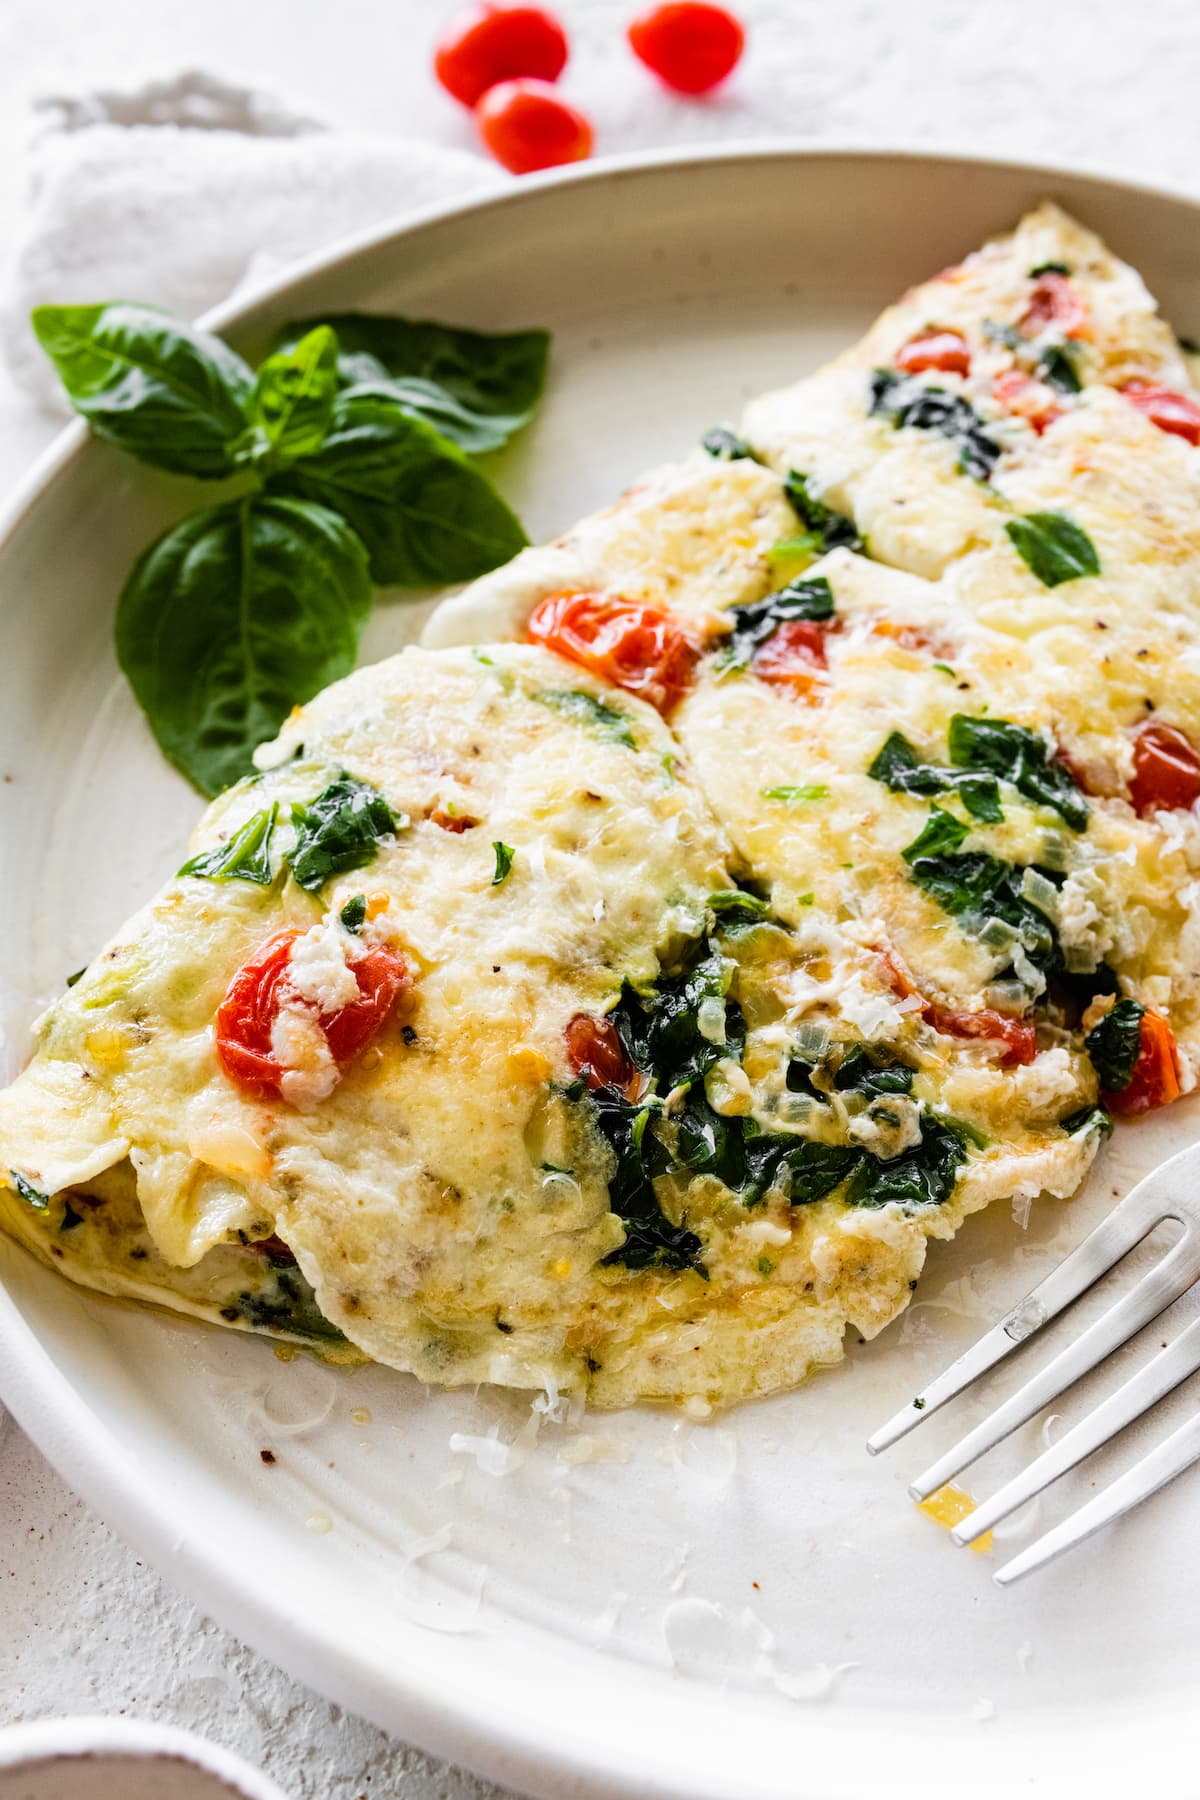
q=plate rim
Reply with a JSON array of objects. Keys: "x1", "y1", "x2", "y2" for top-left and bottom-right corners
[{"x1": 4, "y1": 141, "x2": 1200, "y2": 1799}]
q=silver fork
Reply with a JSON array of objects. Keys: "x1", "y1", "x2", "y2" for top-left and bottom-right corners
[{"x1": 866, "y1": 1140, "x2": 1200, "y2": 1584}]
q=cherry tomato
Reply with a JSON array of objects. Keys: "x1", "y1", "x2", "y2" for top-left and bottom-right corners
[
  {"x1": 925, "y1": 1002, "x2": 1037, "y2": 1066},
  {"x1": 564, "y1": 1014, "x2": 644, "y2": 1100},
  {"x1": 528, "y1": 590, "x2": 696, "y2": 710},
  {"x1": 1120, "y1": 381, "x2": 1200, "y2": 446},
  {"x1": 216, "y1": 930, "x2": 408, "y2": 1099},
  {"x1": 434, "y1": 4, "x2": 568, "y2": 107},
  {"x1": 895, "y1": 329, "x2": 971, "y2": 377},
  {"x1": 1129, "y1": 719, "x2": 1200, "y2": 815},
  {"x1": 475, "y1": 78, "x2": 593, "y2": 174},
  {"x1": 992, "y1": 368, "x2": 1062, "y2": 435},
  {"x1": 1019, "y1": 272, "x2": 1087, "y2": 339},
  {"x1": 1106, "y1": 1010, "x2": 1181, "y2": 1116},
  {"x1": 751, "y1": 618, "x2": 828, "y2": 692},
  {"x1": 627, "y1": 2, "x2": 744, "y2": 93}
]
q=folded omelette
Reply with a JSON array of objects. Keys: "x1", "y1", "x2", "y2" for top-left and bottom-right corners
[{"x1": 4, "y1": 203, "x2": 1199, "y2": 1408}]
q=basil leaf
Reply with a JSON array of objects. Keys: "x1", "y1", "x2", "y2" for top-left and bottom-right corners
[
  {"x1": 869, "y1": 371, "x2": 1002, "y2": 481},
  {"x1": 116, "y1": 495, "x2": 370, "y2": 797},
  {"x1": 534, "y1": 687, "x2": 636, "y2": 749},
  {"x1": 32, "y1": 302, "x2": 254, "y2": 479},
  {"x1": 589, "y1": 1090, "x2": 705, "y2": 1274},
  {"x1": 178, "y1": 804, "x2": 278, "y2": 884},
  {"x1": 286, "y1": 773, "x2": 402, "y2": 893},
  {"x1": 868, "y1": 731, "x2": 1003, "y2": 824},
  {"x1": 901, "y1": 806, "x2": 970, "y2": 862},
  {"x1": 9, "y1": 1170, "x2": 49, "y2": 1211},
  {"x1": 1005, "y1": 511, "x2": 1100, "y2": 587},
  {"x1": 947, "y1": 714, "x2": 1089, "y2": 829},
  {"x1": 340, "y1": 894, "x2": 367, "y2": 932},
  {"x1": 245, "y1": 325, "x2": 338, "y2": 465},
  {"x1": 1084, "y1": 998, "x2": 1145, "y2": 1092},
  {"x1": 268, "y1": 389, "x2": 527, "y2": 585},
  {"x1": 783, "y1": 472, "x2": 863, "y2": 551},
  {"x1": 702, "y1": 426, "x2": 755, "y2": 461},
  {"x1": 492, "y1": 841, "x2": 515, "y2": 885},
  {"x1": 847, "y1": 1115, "x2": 966, "y2": 1209},
  {"x1": 1060, "y1": 1103, "x2": 1114, "y2": 1139},
  {"x1": 279, "y1": 313, "x2": 549, "y2": 453}
]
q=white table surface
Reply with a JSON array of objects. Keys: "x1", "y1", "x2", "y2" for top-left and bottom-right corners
[{"x1": 3, "y1": 2, "x2": 1200, "y2": 1795}]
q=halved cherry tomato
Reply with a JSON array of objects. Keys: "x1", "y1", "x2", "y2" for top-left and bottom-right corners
[
  {"x1": 751, "y1": 619, "x2": 828, "y2": 692},
  {"x1": 992, "y1": 368, "x2": 1062, "y2": 435},
  {"x1": 627, "y1": 2, "x2": 745, "y2": 93},
  {"x1": 1106, "y1": 1010, "x2": 1181, "y2": 1116},
  {"x1": 216, "y1": 930, "x2": 408, "y2": 1099},
  {"x1": 1129, "y1": 719, "x2": 1200, "y2": 815},
  {"x1": 528, "y1": 590, "x2": 696, "y2": 710},
  {"x1": 434, "y1": 4, "x2": 568, "y2": 107},
  {"x1": 895, "y1": 329, "x2": 971, "y2": 377},
  {"x1": 874, "y1": 945, "x2": 1036, "y2": 1065},
  {"x1": 1019, "y1": 273, "x2": 1087, "y2": 339},
  {"x1": 475, "y1": 77, "x2": 592, "y2": 173},
  {"x1": 564, "y1": 1014, "x2": 644, "y2": 1100},
  {"x1": 925, "y1": 1002, "x2": 1037, "y2": 1066},
  {"x1": 1120, "y1": 381, "x2": 1200, "y2": 446}
]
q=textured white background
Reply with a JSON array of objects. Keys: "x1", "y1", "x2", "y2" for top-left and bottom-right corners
[{"x1": 3, "y1": 2, "x2": 1200, "y2": 1795}]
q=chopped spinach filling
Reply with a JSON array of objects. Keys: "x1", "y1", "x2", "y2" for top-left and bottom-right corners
[
  {"x1": 947, "y1": 714, "x2": 1089, "y2": 829},
  {"x1": 869, "y1": 370, "x2": 1002, "y2": 481},
  {"x1": 285, "y1": 772, "x2": 403, "y2": 893},
  {"x1": 1084, "y1": 998, "x2": 1145, "y2": 1092},
  {"x1": 9, "y1": 1169, "x2": 49, "y2": 1211},
  {"x1": 534, "y1": 686, "x2": 637, "y2": 749},
  {"x1": 783, "y1": 472, "x2": 863, "y2": 552},
  {"x1": 868, "y1": 731, "x2": 1003, "y2": 823},
  {"x1": 902, "y1": 811, "x2": 1066, "y2": 978},
  {"x1": 178, "y1": 802, "x2": 278, "y2": 884},
  {"x1": 1059, "y1": 1103, "x2": 1114, "y2": 1139},
  {"x1": 222, "y1": 1262, "x2": 348, "y2": 1344},
  {"x1": 716, "y1": 575, "x2": 835, "y2": 674},
  {"x1": 702, "y1": 426, "x2": 756, "y2": 461}
]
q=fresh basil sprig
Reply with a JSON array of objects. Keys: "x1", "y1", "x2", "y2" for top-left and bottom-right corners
[
  {"x1": 116, "y1": 497, "x2": 371, "y2": 798},
  {"x1": 33, "y1": 301, "x2": 547, "y2": 796}
]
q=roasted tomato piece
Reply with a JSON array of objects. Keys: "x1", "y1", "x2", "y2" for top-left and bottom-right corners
[
  {"x1": 1120, "y1": 381, "x2": 1200, "y2": 446},
  {"x1": 216, "y1": 930, "x2": 408, "y2": 1098},
  {"x1": 1107, "y1": 1010, "x2": 1181, "y2": 1116},
  {"x1": 992, "y1": 369, "x2": 1062, "y2": 434},
  {"x1": 895, "y1": 329, "x2": 971, "y2": 376},
  {"x1": 528, "y1": 590, "x2": 696, "y2": 711},
  {"x1": 1129, "y1": 719, "x2": 1200, "y2": 815},
  {"x1": 1019, "y1": 272, "x2": 1087, "y2": 339},
  {"x1": 751, "y1": 618, "x2": 828, "y2": 691},
  {"x1": 926, "y1": 1002, "x2": 1037, "y2": 1066},
  {"x1": 564, "y1": 1014, "x2": 643, "y2": 1099}
]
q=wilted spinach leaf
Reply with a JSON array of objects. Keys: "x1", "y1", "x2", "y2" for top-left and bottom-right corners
[
  {"x1": 589, "y1": 1090, "x2": 705, "y2": 1273},
  {"x1": 717, "y1": 575, "x2": 835, "y2": 674},
  {"x1": 1005, "y1": 511, "x2": 1100, "y2": 587},
  {"x1": 847, "y1": 1115, "x2": 966, "y2": 1209},
  {"x1": 178, "y1": 804, "x2": 278, "y2": 885},
  {"x1": 702, "y1": 426, "x2": 755, "y2": 460},
  {"x1": 869, "y1": 370, "x2": 1001, "y2": 480},
  {"x1": 1060, "y1": 1103, "x2": 1114, "y2": 1138},
  {"x1": 901, "y1": 805, "x2": 970, "y2": 862},
  {"x1": 1084, "y1": 998, "x2": 1145, "y2": 1092},
  {"x1": 9, "y1": 1170, "x2": 49, "y2": 1211},
  {"x1": 534, "y1": 687, "x2": 636, "y2": 749},
  {"x1": 868, "y1": 730, "x2": 1003, "y2": 823},
  {"x1": 947, "y1": 713, "x2": 1088, "y2": 829},
  {"x1": 783, "y1": 472, "x2": 864, "y2": 551},
  {"x1": 286, "y1": 773, "x2": 402, "y2": 893}
]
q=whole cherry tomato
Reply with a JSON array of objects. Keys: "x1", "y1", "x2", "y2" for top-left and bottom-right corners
[
  {"x1": 564, "y1": 1014, "x2": 644, "y2": 1099},
  {"x1": 475, "y1": 78, "x2": 593, "y2": 174},
  {"x1": 627, "y1": 2, "x2": 745, "y2": 93},
  {"x1": 1129, "y1": 719, "x2": 1200, "y2": 815},
  {"x1": 895, "y1": 329, "x2": 971, "y2": 377},
  {"x1": 1106, "y1": 1010, "x2": 1181, "y2": 1116},
  {"x1": 434, "y1": 4, "x2": 569, "y2": 107},
  {"x1": 1120, "y1": 381, "x2": 1200, "y2": 446},
  {"x1": 528, "y1": 590, "x2": 696, "y2": 710},
  {"x1": 215, "y1": 930, "x2": 408, "y2": 1100},
  {"x1": 750, "y1": 618, "x2": 828, "y2": 692}
]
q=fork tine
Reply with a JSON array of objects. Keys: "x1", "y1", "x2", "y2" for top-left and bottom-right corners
[
  {"x1": 994, "y1": 1405, "x2": 1200, "y2": 1585},
  {"x1": 951, "y1": 1313, "x2": 1200, "y2": 1544},
  {"x1": 867, "y1": 1167, "x2": 1175, "y2": 1456},
  {"x1": 908, "y1": 1226, "x2": 1200, "y2": 1501}
]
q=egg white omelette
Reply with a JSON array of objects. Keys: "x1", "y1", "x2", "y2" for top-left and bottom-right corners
[{"x1": 4, "y1": 204, "x2": 1200, "y2": 1408}]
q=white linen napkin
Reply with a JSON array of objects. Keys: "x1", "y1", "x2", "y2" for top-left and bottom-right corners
[{"x1": 1, "y1": 70, "x2": 504, "y2": 412}]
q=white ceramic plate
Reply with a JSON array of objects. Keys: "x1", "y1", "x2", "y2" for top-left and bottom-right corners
[{"x1": 3, "y1": 148, "x2": 1200, "y2": 1800}]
